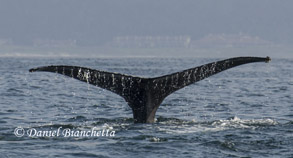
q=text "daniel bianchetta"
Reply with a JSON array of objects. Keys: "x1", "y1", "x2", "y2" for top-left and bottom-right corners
[{"x1": 14, "y1": 127, "x2": 116, "y2": 138}]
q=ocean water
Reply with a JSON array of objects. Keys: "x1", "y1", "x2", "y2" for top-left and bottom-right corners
[{"x1": 0, "y1": 57, "x2": 292, "y2": 158}]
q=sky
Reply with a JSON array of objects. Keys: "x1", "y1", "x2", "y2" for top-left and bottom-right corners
[{"x1": 0, "y1": 0, "x2": 293, "y2": 46}]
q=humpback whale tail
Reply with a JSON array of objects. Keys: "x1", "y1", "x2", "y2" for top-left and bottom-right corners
[{"x1": 29, "y1": 56, "x2": 271, "y2": 123}]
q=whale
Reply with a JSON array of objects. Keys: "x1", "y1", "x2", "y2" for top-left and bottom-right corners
[{"x1": 29, "y1": 56, "x2": 271, "y2": 123}]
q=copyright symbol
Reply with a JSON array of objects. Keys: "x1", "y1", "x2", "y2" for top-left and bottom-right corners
[{"x1": 14, "y1": 127, "x2": 25, "y2": 137}]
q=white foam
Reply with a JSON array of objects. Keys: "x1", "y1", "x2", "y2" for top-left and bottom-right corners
[{"x1": 159, "y1": 116, "x2": 278, "y2": 134}]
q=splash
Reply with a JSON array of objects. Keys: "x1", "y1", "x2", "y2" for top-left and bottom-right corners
[
  {"x1": 211, "y1": 116, "x2": 278, "y2": 129},
  {"x1": 157, "y1": 116, "x2": 278, "y2": 134}
]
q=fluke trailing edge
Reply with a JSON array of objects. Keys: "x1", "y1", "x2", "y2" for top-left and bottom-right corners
[{"x1": 29, "y1": 56, "x2": 271, "y2": 123}]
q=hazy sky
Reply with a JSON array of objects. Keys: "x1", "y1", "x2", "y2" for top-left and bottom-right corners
[{"x1": 1, "y1": 0, "x2": 293, "y2": 45}]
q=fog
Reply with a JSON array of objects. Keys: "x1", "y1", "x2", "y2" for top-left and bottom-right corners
[{"x1": 0, "y1": 0, "x2": 293, "y2": 57}]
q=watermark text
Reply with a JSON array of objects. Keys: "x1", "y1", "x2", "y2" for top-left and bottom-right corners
[{"x1": 14, "y1": 126, "x2": 115, "y2": 138}]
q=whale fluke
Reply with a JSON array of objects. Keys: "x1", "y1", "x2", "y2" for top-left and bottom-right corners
[{"x1": 29, "y1": 56, "x2": 270, "y2": 123}]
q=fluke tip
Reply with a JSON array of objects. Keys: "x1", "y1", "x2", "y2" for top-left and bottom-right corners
[
  {"x1": 29, "y1": 68, "x2": 37, "y2": 72},
  {"x1": 265, "y1": 56, "x2": 271, "y2": 63}
]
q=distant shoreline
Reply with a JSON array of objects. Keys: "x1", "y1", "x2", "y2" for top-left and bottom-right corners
[{"x1": 0, "y1": 45, "x2": 292, "y2": 59}]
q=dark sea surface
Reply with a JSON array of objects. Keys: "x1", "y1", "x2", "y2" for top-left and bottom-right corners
[{"x1": 0, "y1": 57, "x2": 292, "y2": 158}]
